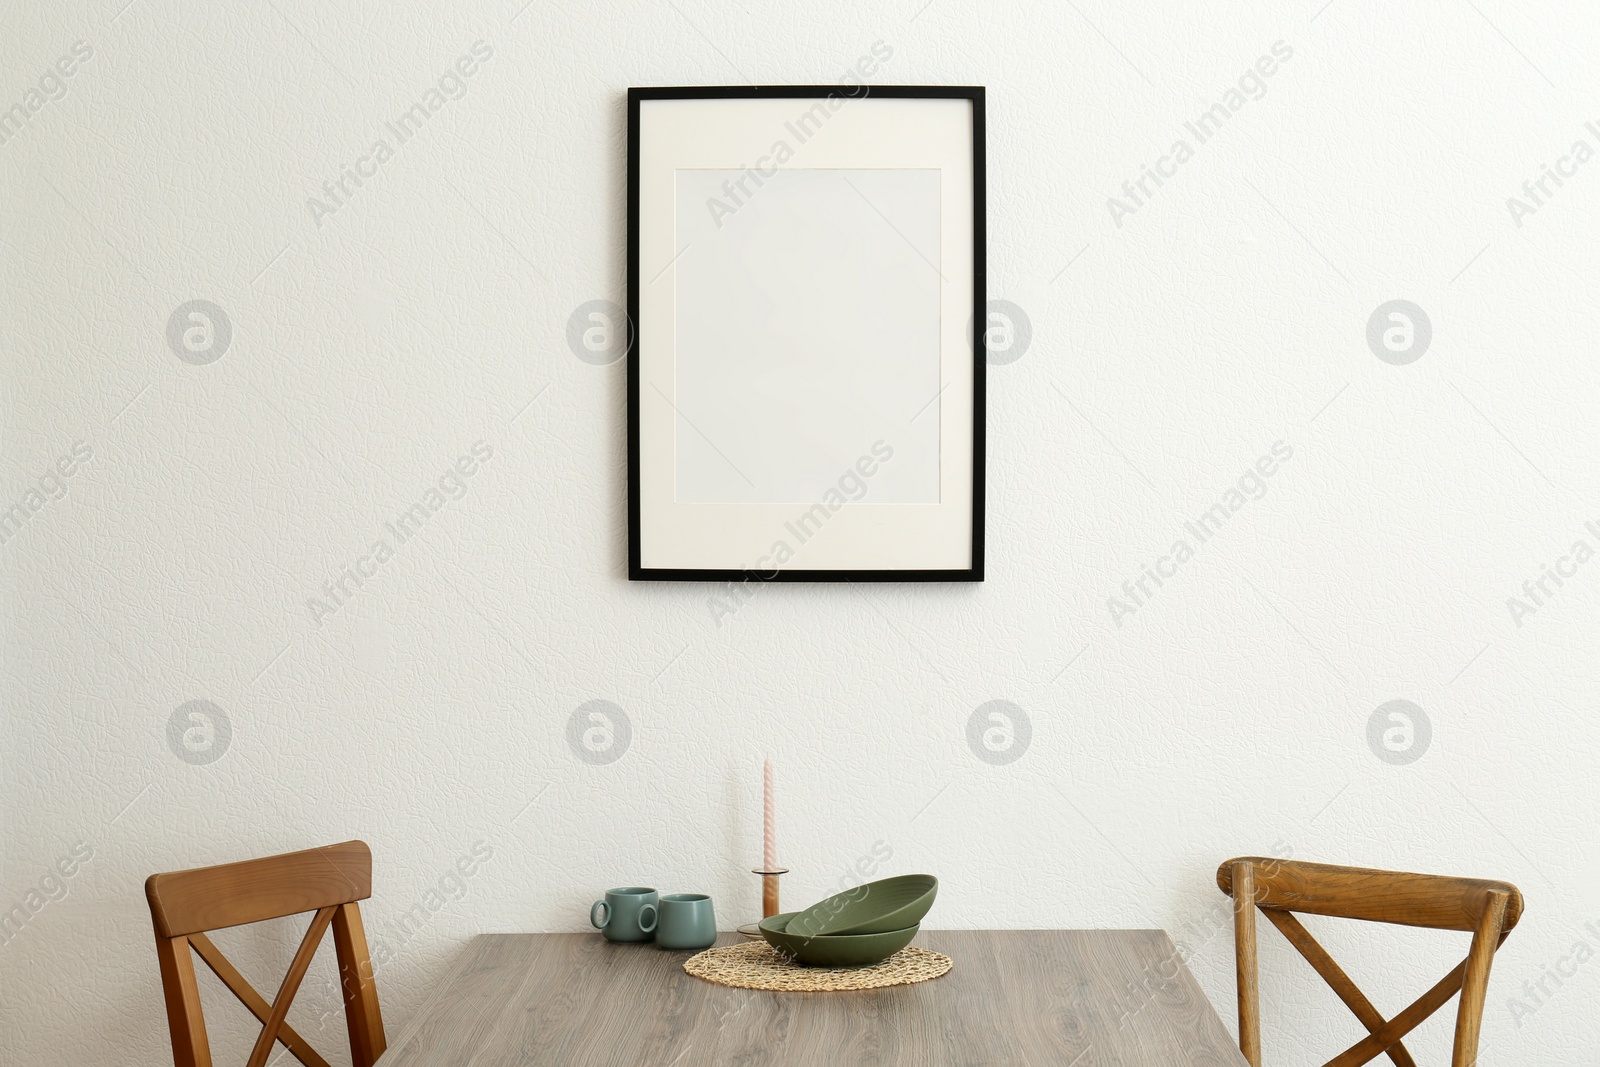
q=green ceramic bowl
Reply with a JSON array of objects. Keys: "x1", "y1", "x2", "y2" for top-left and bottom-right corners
[
  {"x1": 786, "y1": 874, "x2": 938, "y2": 937},
  {"x1": 758, "y1": 912, "x2": 920, "y2": 967}
]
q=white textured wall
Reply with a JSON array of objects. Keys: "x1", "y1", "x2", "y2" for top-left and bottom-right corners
[{"x1": 4, "y1": 0, "x2": 1598, "y2": 1063}]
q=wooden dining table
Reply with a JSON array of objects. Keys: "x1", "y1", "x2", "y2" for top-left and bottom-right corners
[{"x1": 378, "y1": 929, "x2": 1248, "y2": 1065}]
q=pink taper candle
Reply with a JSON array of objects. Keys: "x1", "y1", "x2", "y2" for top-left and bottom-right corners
[{"x1": 763, "y1": 758, "x2": 776, "y2": 870}]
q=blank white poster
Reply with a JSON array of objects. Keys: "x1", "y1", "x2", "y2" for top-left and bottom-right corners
[{"x1": 672, "y1": 168, "x2": 942, "y2": 504}]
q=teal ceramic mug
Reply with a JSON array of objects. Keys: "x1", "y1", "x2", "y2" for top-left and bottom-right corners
[
  {"x1": 591, "y1": 887, "x2": 658, "y2": 943},
  {"x1": 655, "y1": 893, "x2": 717, "y2": 951}
]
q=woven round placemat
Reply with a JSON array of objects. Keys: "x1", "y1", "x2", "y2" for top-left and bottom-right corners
[{"x1": 682, "y1": 941, "x2": 952, "y2": 991}]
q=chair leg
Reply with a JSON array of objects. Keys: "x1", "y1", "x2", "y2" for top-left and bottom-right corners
[
  {"x1": 1451, "y1": 890, "x2": 1509, "y2": 1067},
  {"x1": 1232, "y1": 860, "x2": 1262, "y2": 1066},
  {"x1": 154, "y1": 935, "x2": 213, "y2": 1067},
  {"x1": 333, "y1": 902, "x2": 387, "y2": 1067}
]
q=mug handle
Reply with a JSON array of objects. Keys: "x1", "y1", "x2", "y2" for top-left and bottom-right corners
[
  {"x1": 590, "y1": 900, "x2": 610, "y2": 929},
  {"x1": 638, "y1": 903, "x2": 658, "y2": 934}
]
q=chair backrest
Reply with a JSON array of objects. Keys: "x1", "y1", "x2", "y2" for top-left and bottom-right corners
[
  {"x1": 145, "y1": 840, "x2": 386, "y2": 1067},
  {"x1": 1217, "y1": 857, "x2": 1521, "y2": 1067}
]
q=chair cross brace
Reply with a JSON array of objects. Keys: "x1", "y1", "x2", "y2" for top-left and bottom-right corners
[
  {"x1": 187, "y1": 905, "x2": 337, "y2": 1067},
  {"x1": 1260, "y1": 907, "x2": 1508, "y2": 1067}
]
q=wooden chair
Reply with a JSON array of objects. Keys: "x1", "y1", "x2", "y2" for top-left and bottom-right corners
[
  {"x1": 1217, "y1": 857, "x2": 1521, "y2": 1067},
  {"x1": 145, "y1": 840, "x2": 386, "y2": 1067}
]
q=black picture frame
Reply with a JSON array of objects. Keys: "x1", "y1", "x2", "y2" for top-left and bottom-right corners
[{"x1": 627, "y1": 85, "x2": 985, "y2": 583}]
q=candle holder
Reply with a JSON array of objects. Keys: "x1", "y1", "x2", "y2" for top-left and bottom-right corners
[{"x1": 735, "y1": 867, "x2": 790, "y2": 938}]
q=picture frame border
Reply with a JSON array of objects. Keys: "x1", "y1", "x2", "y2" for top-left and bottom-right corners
[{"x1": 626, "y1": 84, "x2": 985, "y2": 583}]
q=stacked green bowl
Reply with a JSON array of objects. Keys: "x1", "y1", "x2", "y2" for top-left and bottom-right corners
[{"x1": 759, "y1": 874, "x2": 937, "y2": 967}]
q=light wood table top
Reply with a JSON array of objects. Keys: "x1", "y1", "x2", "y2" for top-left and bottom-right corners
[{"x1": 379, "y1": 930, "x2": 1249, "y2": 1066}]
